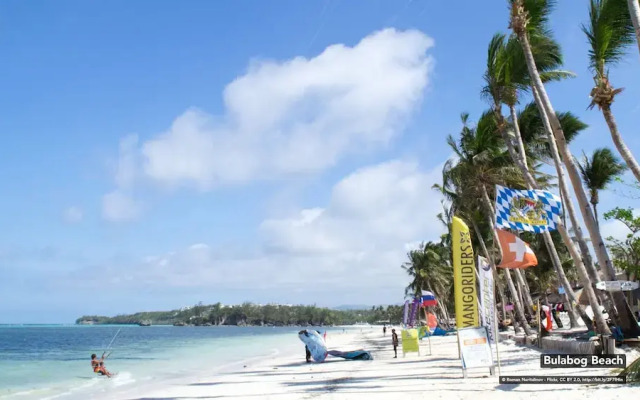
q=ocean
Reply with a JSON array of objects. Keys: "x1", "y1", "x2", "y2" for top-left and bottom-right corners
[{"x1": 0, "y1": 324, "x2": 336, "y2": 399}]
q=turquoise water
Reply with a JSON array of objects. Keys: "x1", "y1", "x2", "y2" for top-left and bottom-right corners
[{"x1": 0, "y1": 324, "x2": 330, "y2": 399}]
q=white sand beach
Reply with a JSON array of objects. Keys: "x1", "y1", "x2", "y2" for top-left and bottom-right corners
[{"x1": 106, "y1": 327, "x2": 639, "y2": 400}]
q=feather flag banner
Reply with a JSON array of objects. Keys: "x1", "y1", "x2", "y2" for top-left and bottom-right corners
[
  {"x1": 408, "y1": 298, "x2": 420, "y2": 327},
  {"x1": 452, "y1": 216, "x2": 479, "y2": 328},
  {"x1": 402, "y1": 300, "x2": 410, "y2": 325},
  {"x1": 495, "y1": 185, "x2": 563, "y2": 233}
]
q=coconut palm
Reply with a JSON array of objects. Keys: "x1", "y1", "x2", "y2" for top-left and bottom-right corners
[
  {"x1": 402, "y1": 242, "x2": 452, "y2": 300},
  {"x1": 499, "y1": 34, "x2": 603, "y2": 292},
  {"x1": 583, "y1": 0, "x2": 640, "y2": 183},
  {"x1": 514, "y1": 103, "x2": 614, "y2": 332},
  {"x1": 434, "y1": 164, "x2": 514, "y2": 324},
  {"x1": 402, "y1": 240, "x2": 453, "y2": 323},
  {"x1": 509, "y1": 0, "x2": 640, "y2": 336},
  {"x1": 442, "y1": 112, "x2": 534, "y2": 335},
  {"x1": 517, "y1": 103, "x2": 585, "y2": 162},
  {"x1": 482, "y1": 32, "x2": 595, "y2": 329},
  {"x1": 517, "y1": 103, "x2": 605, "y2": 291},
  {"x1": 578, "y1": 148, "x2": 628, "y2": 224}
]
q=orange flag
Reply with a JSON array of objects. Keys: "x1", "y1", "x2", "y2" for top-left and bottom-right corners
[{"x1": 496, "y1": 229, "x2": 538, "y2": 269}]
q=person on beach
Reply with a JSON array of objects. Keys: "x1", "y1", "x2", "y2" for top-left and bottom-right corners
[
  {"x1": 305, "y1": 345, "x2": 311, "y2": 363},
  {"x1": 391, "y1": 329, "x2": 399, "y2": 358},
  {"x1": 383, "y1": 325, "x2": 387, "y2": 336},
  {"x1": 300, "y1": 330, "x2": 323, "y2": 362}
]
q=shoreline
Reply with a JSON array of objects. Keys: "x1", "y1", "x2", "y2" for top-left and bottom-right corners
[
  {"x1": 114, "y1": 327, "x2": 638, "y2": 400},
  {"x1": 4, "y1": 325, "x2": 638, "y2": 399}
]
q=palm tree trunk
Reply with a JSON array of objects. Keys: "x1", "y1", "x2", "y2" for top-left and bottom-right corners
[
  {"x1": 629, "y1": 272, "x2": 637, "y2": 306},
  {"x1": 495, "y1": 107, "x2": 584, "y2": 328},
  {"x1": 627, "y1": 0, "x2": 640, "y2": 59},
  {"x1": 440, "y1": 302, "x2": 451, "y2": 328},
  {"x1": 514, "y1": 268, "x2": 534, "y2": 315},
  {"x1": 556, "y1": 227, "x2": 607, "y2": 333},
  {"x1": 471, "y1": 219, "x2": 509, "y2": 322},
  {"x1": 481, "y1": 185, "x2": 533, "y2": 335},
  {"x1": 514, "y1": 270, "x2": 529, "y2": 313},
  {"x1": 427, "y1": 282, "x2": 450, "y2": 328},
  {"x1": 516, "y1": 28, "x2": 640, "y2": 337},
  {"x1": 530, "y1": 85, "x2": 605, "y2": 290},
  {"x1": 510, "y1": 104, "x2": 529, "y2": 164},
  {"x1": 601, "y1": 105, "x2": 640, "y2": 183},
  {"x1": 541, "y1": 231, "x2": 581, "y2": 328},
  {"x1": 512, "y1": 86, "x2": 604, "y2": 330}
]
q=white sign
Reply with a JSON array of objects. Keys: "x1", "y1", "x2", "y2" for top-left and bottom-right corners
[
  {"x1": 458, "y1": 326, "x2": 494, "y2": 370},
  {"x1": 478, "y1": 256, "x2": 495, "y2": 344},
  {"x1": 595, "y1": 281, "x2": 640, "y2": 292}
]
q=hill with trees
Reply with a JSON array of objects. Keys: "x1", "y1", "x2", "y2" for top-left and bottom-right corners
[{"x1": 76, "y1": 302, "x2": 404, "y2": 326}]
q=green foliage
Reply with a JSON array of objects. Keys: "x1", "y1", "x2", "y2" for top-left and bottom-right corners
[
  {"x1": 612, "y1": 176, "x2": 640, "y2": 199},
  {"x1": 517, "y1": 102, "x2": 586, "y2": 161},
  {"x1": 522, "y1": 230, "x2": 577, "y2": 293},
  {"x1": 582, "y1": 0, "x2": 634, "y2": 74},
  {"x1": 521, "y1": 0, "x2": 557, "y2": 37},
  {"x1": 402, "y1": 240, "x2": 453, "y2": 313},
  {"x1": 621, "y1": 354, "x2": 640, "y2": 382},
  {"x1": 76, "y1": 303, "x2": 405, "y2": 326},
  {"x1": 578, "y1": 148, "x2": 627, "y2": 220},
  {"x1": 579, "y1": 148, "x2": 627, "y2": 190},
  {"x1": 604, "y1": 207, "x2": 640, "y2": 276}
]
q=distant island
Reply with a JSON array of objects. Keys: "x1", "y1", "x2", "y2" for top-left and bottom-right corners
[{"x1": 76, "y1": 302, "x2": 403, "y2": 327}]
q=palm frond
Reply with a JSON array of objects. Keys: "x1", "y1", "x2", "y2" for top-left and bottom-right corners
[
  {"x1": 539, "y1": 69, "x2": 576, "y2": 83},
  {"x1": 582, "y1": 0, "x2": 634, "y2": 74},
  {"x1": 578, "y1": 147, "x2": 627, "y2": 192}
]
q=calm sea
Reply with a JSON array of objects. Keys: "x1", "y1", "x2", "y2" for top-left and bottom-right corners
[{"x1": 0, "y1": 324, "x2": 333, "y2": 399}]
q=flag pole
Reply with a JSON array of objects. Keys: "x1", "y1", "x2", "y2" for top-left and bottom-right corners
[
  {"x1": 493, "y1": 280, "x2": 502, "y2": 377},
  {"x1": 423, "y1": 306, "x2": 432, "y2": 355},
  {"x1": 537, "y1": 299, "x2": 541, "y2": 348}
]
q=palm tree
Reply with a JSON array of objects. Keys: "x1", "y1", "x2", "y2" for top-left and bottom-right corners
[
  {"x1": 578, "y1": 148, "x2": 628, "y2": 224},
  {"x1": 443, "y1": 112, "x2": 534, "y2": 335},
  {"x1": 434, "y1": 173, "x2": 513, "y2": 324},
  {"x1": 583, "y1": 0, "x2": 640, "y2": 183},
  {"x1": 518, "y1": 103, "x2": 608, "y2": 291},
  {"x1": 509, "y1": 0, "x2": 640, "y2": 336},
  {"x1": 402, "y1": 240, "x2": 453, "y2": 324},
  {"x1": 626, "y1": 0, "x2": 640, "y2": 57},
  {"x1": 482, "y1": 33, "x2": 593, "y2": 329}
]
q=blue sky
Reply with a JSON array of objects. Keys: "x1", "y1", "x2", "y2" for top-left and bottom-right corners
[{"x1": 1, "y1": 0, "x2": 639, "y2": 323}]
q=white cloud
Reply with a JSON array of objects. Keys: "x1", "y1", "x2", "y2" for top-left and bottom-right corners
[
  {"x1": 102, "y1": 135, "x2": 141, "y2": 222},
  {"x1": 102, "y1": 191, "x2": 140, "y2": 222},
  {"x1": 113, "y1": 134, "x2": 139, "y2": 189},
  {"x1": 108, "y1": 28, "x2": 433, "y2": 196},
  {"x1": 83, "y1": 160, "x2": 445, "y2": 301},
  {"x1": 260, "y1": 160, "x2": 445, "y2": 255},
  {"x1": 63, "y1": 206, "x2": 83, "y2": 223},
  {"x1": 600, "y1": 208, "x2": 639, "y2": 242}
]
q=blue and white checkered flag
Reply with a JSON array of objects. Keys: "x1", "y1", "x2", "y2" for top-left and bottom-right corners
[{"x1": 495, "y1": 185, "x2": 563, "y2": 233}]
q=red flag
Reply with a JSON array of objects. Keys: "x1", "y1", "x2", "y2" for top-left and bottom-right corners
[{"x1": 496, "y1": 229, "x2": 538, "y2": 269}]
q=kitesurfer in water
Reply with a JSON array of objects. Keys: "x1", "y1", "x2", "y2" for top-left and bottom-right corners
[{"x1": 91, "y1": 353, "x2": 114, "y2": 377}]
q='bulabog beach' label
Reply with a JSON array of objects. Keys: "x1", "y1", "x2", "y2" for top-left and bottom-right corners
[{"x1": 540, "y1": 354, "x2": 626, "y2": 368}]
